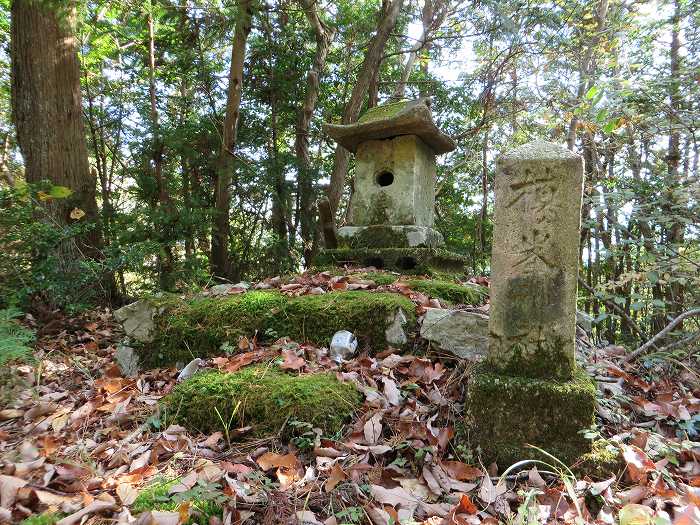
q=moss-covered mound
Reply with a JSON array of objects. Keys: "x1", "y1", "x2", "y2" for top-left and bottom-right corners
[
  {"x1": 466, "y1": 366, "x2": 596, "y2": 466},
  {"x1": 143, "y1": 290, "x2": 416, "y2": 368},
  {"x1": 345, "y1": 272, "x2": 487, "y2": 306},
  {"x1": 405, "y1": 279, "x2": 487, "y2": 305},
  {"x1": 314, "y1": 247, "x2": 467, "y2": 276},
  {"x1": 163, "y1": 366, "x2": 362, "y2": 435}
]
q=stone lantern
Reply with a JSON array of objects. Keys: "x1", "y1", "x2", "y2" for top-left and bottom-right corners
[
  {"x1": 318, "y1": 99, "x2": 466, "y2": 274},
  {"x1": 324, "y1": 98, "x2": 455, "y2": 249}
]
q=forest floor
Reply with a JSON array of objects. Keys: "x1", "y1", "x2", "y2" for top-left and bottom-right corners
[{"x1": 0, "y1": 280, "x2": 699, "y2": 525}]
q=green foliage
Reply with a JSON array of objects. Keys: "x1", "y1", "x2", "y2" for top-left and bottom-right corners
[
  {"x1": 162, "y1": 365, "x2": 362, "y2": 435},
  {"x1": 19, "y1": 513, "x2": 63, "y2": 525},
  {"x1": 131, "y1": 478, "x2": 223, "y2": 524},
  {"x1": 0, "y1": 307, "x2": 34, "y2": 365}
]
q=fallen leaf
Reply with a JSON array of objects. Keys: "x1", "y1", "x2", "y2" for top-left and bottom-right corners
[
  {"x1": 383, "y1": 378, "x2": 401, "y2": 406},
  {"x1": 296, "y1": 510, "x2": 324, "y2": 525},
  {"x1": 618, "y1": 504, "x2": 654, "y2": 525},
  {"x1": 441, "y1": 461, "x2": 483, "y2": 481},
  {"x1": 622, "y1": 444, "x2": 656, "y2": 482},
  {"x1": 0, "y1": 475, "x2": 27, "y2": 508},
  {"x1": 280, "y1": 349, "x2": 305, "y2": 371},
  {"x1": 256, "y1": 452, "x2": 300, "y2": 471},
  {"x1": 325, "y1": 463, "x2": 347, "y2": 492},
  {"x1": 478, "y1": 475, "x2": 505, "y2": 504},
  {"x1": 56, "y1": 495, "x2": 116, "y2": 525},
  {"x1": 117, "y1": 483, "x2": 139, "y2": 505},
  {"x1": 363, "y1": 412, "x2": 383, "y2": 445}
]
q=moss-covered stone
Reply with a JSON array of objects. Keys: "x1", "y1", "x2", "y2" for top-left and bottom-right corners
[
  {"x1": 405, "y1": 279, "x2": 487, "y2": 305},
  {"x1": 343, "y1": 225, "x2": 409, "y2": 248},
  {"x1": 575, "y1": 440, "x2": 624, "y2": 479},
  {"x1": 142, "y1": 290, "x2": 416, "y2": 368},
  {"x1": 162, "y1": 366, "x2": 362, "y2": 435},
  {"x1": 314, "y1": 247, "x2": 467, "y2": 276},
  {"x1": 465, "y1": 366, "x2": 596, "y2": 466},
  {"x1": 358, "y1": 100, "x2": 410, "y2": 123}
]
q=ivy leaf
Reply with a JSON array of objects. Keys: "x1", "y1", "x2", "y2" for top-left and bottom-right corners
[
  {"x1": 585, "y1": 86, "x2": 600, "y2": 99},
  {"x1": 49, "y1": 185, "x2": 73, "y2": 199}
]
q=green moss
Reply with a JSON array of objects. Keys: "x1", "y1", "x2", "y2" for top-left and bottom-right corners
[
  {"x1": 342, "y1": 225, "x2": 409, "y2": 249},
  {"x1": 358, "y1": 100, "x2": 410, "y2": 123},
  {"x1": 265, "y1": 291, "x2": 415, "y2": 349},
  {"x1": 404, "y1": 279, "x2": 487, "y2": 305},
  {"x1": 145, "y1": 291, "x2": 286, "y2": 368},
  {"x1": 143, "y1": 290, "x2": 416, "y2": 367},
  {"x1": 314, "y1": 247, "x2": 467, "y2": 276},
  {"x1": 162, "y1": 366, "x2": 362, "y2": 435},
  {"x1": 20, "y1": 513, "x2": 63, "y2": 525},
  {"x1": 489, "y1": 337, "x2": 576, "y2": 381},
  {"x1": 465, "y1": 366, "x2": 596, "y2": 466},
  {"x1": 132, "y1": 478, "x2": 222, "y2": 524},
  {"x1": 349, "y1": 271, "x2": 399, "y2": 286},
  {"x1": 575, "y1": 440, "x2": 624, "y2": 479}
]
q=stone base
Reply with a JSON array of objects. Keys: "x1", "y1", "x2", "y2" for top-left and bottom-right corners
[
  {"x1": 337, "y1": 225, "x2": 444, "y2": 249},
  {"x1": 314, "y1": 247, "x2": 467, "y2": 276},
  {"x1": 466, "y1": 367, "x2": 596, "y2": 466}
]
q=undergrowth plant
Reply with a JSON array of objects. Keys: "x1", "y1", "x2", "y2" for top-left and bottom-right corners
[
  {"x1": 0, "y1": 307, "x2": 35, "y2": 407},
  {"x1": 0, "y1": 307, "x2": 34, "y2": 365}
]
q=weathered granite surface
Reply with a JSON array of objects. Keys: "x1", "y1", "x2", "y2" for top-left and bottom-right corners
[
  {"x1": 420, "y1": 308, "x2": 488, "y2": 360},
  {"x1": 488, "y1": 141, "x2": 584, "y2": 380},
  {"x1": 114, "y1": 300, "x2": 160, "y2": 343},
  {"x1": 348, "y1": 135, "x2": 436, "y2": 228}
]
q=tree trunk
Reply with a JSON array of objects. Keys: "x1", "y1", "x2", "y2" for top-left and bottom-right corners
[
  {"x1": 147, "y1": 9, "x2": 176, "y2": 290},
  {"x1": 664, "y1": 0, "x2": 685, "y2": 326},
  {"x1": 296, "y1": 0, "x2": 334, "y2": 266},
  {"x1": 211, "y1": 0, "x2": 253, "y2": 281},
  {"x1": 326, "y1": 0, "x2": 404, "y2": 215},
  {"x1": 11, "y1": 0, "x2": 112, "y2": 302}
]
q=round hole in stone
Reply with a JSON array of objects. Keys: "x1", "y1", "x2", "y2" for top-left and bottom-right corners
[
  {"x1": 375, "y1": 170, "x2": 394, "y2": 187},
  {"x1": 364, "y1": 257, "x2": 384, "y2": 269},
  {"x1": 396, "y1": 256, "x2": 417, "y2": 270}
]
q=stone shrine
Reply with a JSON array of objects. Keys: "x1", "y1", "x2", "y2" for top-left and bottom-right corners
[
  {"x1": 468, "y1": 141, "x2": 596, "y2": 465},
  {"x1": 318, "y1": 99, "x2": 467, "y2": 274}
]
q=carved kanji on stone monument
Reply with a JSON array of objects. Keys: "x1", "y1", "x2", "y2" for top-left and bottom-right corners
[{"x1": 489, "y1": 141, "x2": 584, "y2": 381}]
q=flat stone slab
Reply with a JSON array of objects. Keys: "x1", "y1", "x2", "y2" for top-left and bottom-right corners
[
  {"x1": 323, "y1": 99, "x2": 456, "y2": 154},
  {"x1": 420, "y1": 308, "x2": 488, "y2": 361},
  {"x1": 338, "y1": 225, "x2": 445, "y2": 248}
]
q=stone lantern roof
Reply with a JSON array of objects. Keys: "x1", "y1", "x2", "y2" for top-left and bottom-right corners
[{"x1": 323, "y1": 98, "x2": 456, "y2": 155}]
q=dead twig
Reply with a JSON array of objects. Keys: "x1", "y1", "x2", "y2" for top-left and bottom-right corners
[{"x1": 622, "y1": 308, "x2": 700, "y2": 364}]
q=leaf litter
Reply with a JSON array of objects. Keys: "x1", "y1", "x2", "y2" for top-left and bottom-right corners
[{"x1": 0, "y1": 273, "x2": 698, "y2": 524}]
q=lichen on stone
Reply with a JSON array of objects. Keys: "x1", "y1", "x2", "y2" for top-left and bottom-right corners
[{"x1": 162, "y1": 366, "x2": 362, "y2": 436}]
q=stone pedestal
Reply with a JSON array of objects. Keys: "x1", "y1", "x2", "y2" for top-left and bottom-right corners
[{"x1": 467, "y1": 141, "x2": 595, "y2": 465}]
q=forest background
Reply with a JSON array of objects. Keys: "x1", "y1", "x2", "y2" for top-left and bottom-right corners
[{"x1": 0, "y1": 0, "x2": 698, "y2": 350}]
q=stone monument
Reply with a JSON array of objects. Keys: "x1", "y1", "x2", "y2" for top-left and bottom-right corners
[
  {"x1": 317, "y1": 99, "x2": 468, "y2": 275},
  {"x1": 468, "y1": 141, "x2": 596, "y2": 464}
]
